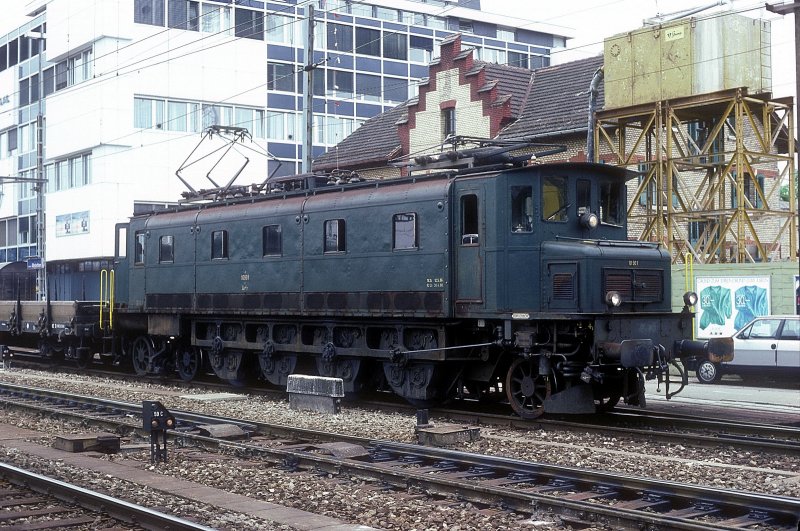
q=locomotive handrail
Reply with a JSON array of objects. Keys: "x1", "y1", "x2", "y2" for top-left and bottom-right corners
[
  {"x1": 99, "y1": 269, "x2": 114, "y2": 331},
  {"x1": 554, "y1": 235, "x2": 661, "y2": 248}
]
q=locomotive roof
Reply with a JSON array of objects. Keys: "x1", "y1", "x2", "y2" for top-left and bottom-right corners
[{"x1": 130, "y1": 161, "x2": 635, "y2": 220}]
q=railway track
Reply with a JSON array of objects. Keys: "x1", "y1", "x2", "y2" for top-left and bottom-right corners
[
  {"x1": 3, "y1": 364, "x2": 800, "y2": 454},
  {"x1": 1, "y1": 381, "x2": 798, "y2": 530},
  {"x1": 0, "y1": 463, "x2": 213, "y2": 530}
]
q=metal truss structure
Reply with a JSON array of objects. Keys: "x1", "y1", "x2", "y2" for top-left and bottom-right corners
[{"x1": 594, "y1": 88, "x2": 796, "y2": 264}]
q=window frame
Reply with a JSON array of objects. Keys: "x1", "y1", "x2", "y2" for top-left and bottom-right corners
[
  {"x1": 541, "y1": 175, "x2": 568, "y2": 222},
  {"x1": 159, "y1": 234, "x2": 174, "y2": 263},
  {"x1": 211, "y1": 229, "x2": 228, "y2": 260},
  {"x1": 323, "y1": 219, "x2": 346, "y2": 253},
  {"x1": 135, "y1": 231, "x2": 146, "y2": 265},
  {"x1": 510, "y1": 186, "x2": 533, "y2": 233},
  {"x1": 262, "y1": 224, "x2": 282, "y2": 256},
  {"x1": 392, "y1": 213, "x2": 418, "y2": 250}
]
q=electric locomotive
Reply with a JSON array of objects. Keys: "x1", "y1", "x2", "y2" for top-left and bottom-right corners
[{"x1": 0, "y1": 157, "x2": 729, "y2": 418}]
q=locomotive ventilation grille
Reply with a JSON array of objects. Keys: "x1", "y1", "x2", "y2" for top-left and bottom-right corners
[
  {"x1": 603, "y1": 268, "x2": 663, "y2": 303},
  {"x1": 552, "y1": 273, "x2": 575, "y2": 300}
]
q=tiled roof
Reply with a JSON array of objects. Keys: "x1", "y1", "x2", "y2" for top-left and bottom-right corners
[
  {"x1": 313, "y1": 104, "x2": 407, "y2": 170},
  {"x1": 498, "y1": 55, "x2": 604, "y2": 140}
]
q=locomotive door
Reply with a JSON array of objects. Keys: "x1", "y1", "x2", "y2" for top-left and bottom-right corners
[{"x1": 455, "y1": 192, "x2": 482, "y2": 302}]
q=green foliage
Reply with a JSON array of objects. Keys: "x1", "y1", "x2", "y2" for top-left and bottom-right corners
[{"x1": 780, "y1": 172, "x2": 798, "y2": 202}]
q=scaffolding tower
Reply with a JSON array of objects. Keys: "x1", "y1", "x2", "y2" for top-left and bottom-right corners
[{"x1": 594, "y1": 88, "x2": 796, "y2": 264}]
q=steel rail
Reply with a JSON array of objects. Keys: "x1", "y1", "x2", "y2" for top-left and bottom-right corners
[
  {"x1": 1, "y1": 383, "x2": 798, "y2": 530},
  {"x1": 0, "y1": 463, "x2": 216, "y2": 531}
]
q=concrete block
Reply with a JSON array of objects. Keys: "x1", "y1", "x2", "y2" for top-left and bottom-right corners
[
  {"x1": 287, "y1": 375, "x2": 345, "y2": 414},
  {"x1": 416, "y1": 424, "x2": 480, "y2": 447},
  {"x1": 53, "y1": 433, "x2": 121, "y2": 453},
  {"x1": 286, "y1": 374, "x2": 344, "y2": 397}
]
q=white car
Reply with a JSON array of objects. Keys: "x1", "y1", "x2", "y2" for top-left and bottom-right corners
[{"x1": 695, "y1": 315, "x2": 800, "y2": 384}]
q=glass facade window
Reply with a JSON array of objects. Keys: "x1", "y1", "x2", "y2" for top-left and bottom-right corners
[
  {"x1": 235, "y1": 8, "x2": 263, "y2": 40},
  {"x1": 168, "y1": 0, "x2": 199, "y2": 30},
  {"x1": 268, "y1": 62, "x2": 295, "y2": 92},
  {"x1": 327, "y1": 23, "x2": 353, "y2": 52},
  {"x1": 201, "y1": 4, "x2": 230, "y2": 34},
  {"x1": 508, "y1": 51, "x2": 528, "y2": 68},
  {"x1": 135, "y1": 0, "x2": 165, "y2": 26},
  {"x1": 19, "y1": 78, "x2": 29, "y2": 106},
  {"x1": 384, "y1": 77, "x2": 407, "y2": 103},
  {"x1": 382, "y1": 33, "x2": 407, "y2": 60},
  {"x1": 355, "y1": 27, "x2": 380, "y2": 56},
  {"x1": 235, "y1": 108, "x2": 265, "y2": 138},
  {"x1": 356, "y1": 73, "x2": 381, "y2": 102},
  {"x1": 266, "y1": 14, "x2": 293, "y2": 43},
  {"x1": 266, "y1": 111, "x2": 297, "y2": 141},
  {"x1": 410, "y1": 35, "x2": 432, "y2": 63},
  {"x1": 326, "y1": 69, "x2": 353, "y2": 99},
  {"x1": 375, "y1": 7, "x2": 398, "y2": 21},
  {"x1": 350, "y1": 3, "x2": 372, "y2": 17},
  {"x1": 52, "y1": 153, "x2": 91, "y2": 191}
]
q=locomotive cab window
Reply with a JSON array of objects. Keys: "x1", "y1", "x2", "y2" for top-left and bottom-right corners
[
  {"x1": 134, "y1": 230, "x2": 146, "y2": 265},
  {"x1": 159, "y1": 235, "x2": 174, "y2": 263},
  {"x1": 393, "y1": 213, "x2": 417, "y2": 250},
  {"x1": 542, "y1": 175, "x2": 568, "y2": 222},
  {"x1": 510, "y1": 186, "x2": 533, "y2": 232},
  {"x1": 460, "y1": 194, "x2": 479, "y2": 244},
  {"x1": 600, "y1": 181, "x2": 622, "y2": 225},
  {"x1": 577, "y1": 179, "x2": 591, "y2": 216},
  {"x1": 263, "y1": 225, "x2": 282, "y2": 256},
  {"x1": 211, "y1": 230, "x2": 228, "y2": 260},
  {"x1": 324, "y1": 219, "x2": 346, "y2": 253}
]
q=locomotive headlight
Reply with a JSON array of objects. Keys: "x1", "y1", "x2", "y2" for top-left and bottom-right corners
[
  {"x1": 683, "y1": 291, "x2": 698, "y2": 307},
  {"x1": 580, "y1": 212, "x2": 599, "y2": 230},
  {"x1": 605, "y1": 291, "x2": 622, "y2": 307}
]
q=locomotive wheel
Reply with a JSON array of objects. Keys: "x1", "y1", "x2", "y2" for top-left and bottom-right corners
[
  {"x1": 131, "y1": 336, "x2": 153, "y2": 376},
  {"x1": 505, "y1": 357, "x2": 551, "y2": 419},
  {"x1": 176, "y1": 347, "x2": 201, "y2": 382}
]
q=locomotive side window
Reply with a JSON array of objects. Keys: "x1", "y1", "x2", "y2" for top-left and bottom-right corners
[
  {"x1": 324, "y1": 219, "x2": 346, "y2": 253},
  {"x1": 134, "y1": 230, "x2": 145, "y2": 265},
  {"x1": 159, "y1": 235, "x2": 174, "y2": 263},
  {"x1": 600, "y1": 181, "x2": 622, "y2": 225},
  {"x1": 460, "y1": 194, "x2": 478, "y2": 245},
  {"x1": 262, "y1": 225, "x2": 282, "y2": 256},
  {"x1": 542, "y1": 175, "x2": 568, "y2": 222},
  {"x1": 393, "y1": 213, "x2": 417, "y2": 250},
  {"x1": 577, "y1": 179, "x2": 591, "y2": 215},
  {"x1": 211, "y1": 230, "x2": 228, "y2": 259},
  {"x1": 510, "y1": 186, "x2": 533, "y2": 232}
]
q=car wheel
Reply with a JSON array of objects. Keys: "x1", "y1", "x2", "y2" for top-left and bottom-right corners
[{"x1": 696, "y1": 360, "x2": 721, "y2": 384}]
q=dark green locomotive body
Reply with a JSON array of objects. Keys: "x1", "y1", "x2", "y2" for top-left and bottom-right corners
[{"x1": 102, "y1": 162, "x2": 726, "y2": 416}]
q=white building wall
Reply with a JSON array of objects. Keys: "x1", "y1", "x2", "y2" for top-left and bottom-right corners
[
  {"x1": 408, "y1": 69, "x2": 491, "y2": 158},
  {"x1": 39, "y1": 0, "x2": 269, "y2": 261}
]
